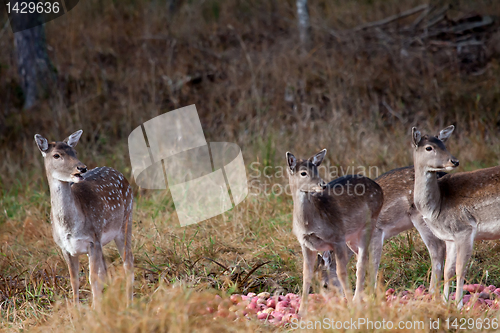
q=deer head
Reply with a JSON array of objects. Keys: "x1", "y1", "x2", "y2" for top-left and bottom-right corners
[
  {"x1": 412, "y1": 126, "x2": 459, "y2": 172},
  {"x1": 286, "y1": 149, "x2": 327, "y2": 193},
  {"x1": 34, "y1": 130, "x2": 88, "y2": 183}
]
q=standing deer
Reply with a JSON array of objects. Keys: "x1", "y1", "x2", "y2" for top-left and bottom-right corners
[
  {"x1": 318, "y1": 166, "x2": 447, "y2": 295},
  {"x1": 34, "y1": 130, "x2": 134, "y2": 307},
  {"x1": 410, "y1": 125, "x2": 500, "y2": 308},
  {"x1": 286, "y1": 149, "x2": 383, "y2": 315}
]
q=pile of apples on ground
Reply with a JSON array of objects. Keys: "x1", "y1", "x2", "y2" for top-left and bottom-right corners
[{"x1": 205, "y1": 284, "x2": 500, "y2": 326}]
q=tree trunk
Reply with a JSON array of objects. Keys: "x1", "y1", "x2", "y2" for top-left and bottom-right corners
[
  {"x1": 296, "y1": 0, "x2": 311, "y2": 51},
  {"x1": 13, "y1": 10, "x2": 55, "y2": 109}
]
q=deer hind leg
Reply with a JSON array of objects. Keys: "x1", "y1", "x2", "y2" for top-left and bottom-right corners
[
  {"x1": 353, "y1": 225, "x2": 373, "y2": 302},
  {"x1": 368, "y1": 227, "x2": 384, "y2": 291},
  {"x1": 319, "y1": 248, "x2": 354, "y2": 295},
  {"x1": 315, "y1": 252, "x2": 330, "y2": 292},
  {"x1": 443, "y1": 241, "x2": 457, "y2": 303},
  {"x1": 62, "y1": 251, "x2": 80, "y2": 306},
  {"x1": 88, "y1": 241, "x2": 107, "y2": 308},
  {"x1": 323, "y1": 250, "x2": 342, "y2": 292},
  {"x1": 299, "y1": 245, "x2": 316, "y2": 317},
  {"x1": 115, "y1": 215, "x2": 134, "y2": 304}
]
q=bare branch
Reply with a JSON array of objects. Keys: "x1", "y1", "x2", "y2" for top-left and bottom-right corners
[{"x1": 352, "y1": 4, "x2": 429, "y2": 32}]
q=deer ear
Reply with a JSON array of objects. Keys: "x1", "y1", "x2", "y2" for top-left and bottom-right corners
[
  {"x1": 34, "y1": 134, "x2": 49, "y2": 156},
  {"x1": 437, "y1": 125, "x2": 454, "y2": 143},
  {"x1": 310, "y1": 149, "x2": 326, "y2": 167},
  {"x1": 411, "y1": 127, "x2": 422, "y2": 148},
  {"x1": 286, "y1": 152, "x2": 297, "y2": 173},
  {"x1": 64, "y1": 130, "x2": 83, "y2": 148}
]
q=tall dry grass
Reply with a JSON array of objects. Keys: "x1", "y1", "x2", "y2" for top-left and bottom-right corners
[{"x1": 1, "y1": 0, "x2": 500, "y2": 331}]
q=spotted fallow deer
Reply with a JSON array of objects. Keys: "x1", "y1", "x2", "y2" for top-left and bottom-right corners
[
  {"x1": 318, "y1": 166, "x2": 447, "y2": 295},
  {"x1": 411, "y1": 125, "x2": 500, "y2": 308},
  {"x1": 286, "y1": 149, "x2": 383, "y2": 315},
  {"x1": 34, "y1": 130, "x2": 134, "y2": 307}
]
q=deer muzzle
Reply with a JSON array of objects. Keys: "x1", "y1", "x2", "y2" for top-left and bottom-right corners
[
  {"x1": 311, "y1": 180, "x2": 327, "y2": 192},
  {"x1": 444, "y1": 157, "x2": 459, "y2": 170},
  {"x1": 71, "y1": 164, "x2": 88, "y2": 183}
]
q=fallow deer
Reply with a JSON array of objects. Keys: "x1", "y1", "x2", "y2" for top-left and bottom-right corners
[
  {"x1": 318, "y1": 166, "x2": 447, "y2": 295},
  {"x1": 411, "y1": 125, "x2": 500, "y2": 308},
  {"x1": 286, "y1": 149, "x2": 383, "y2": 315},
  {"x1": 34, "y1": 130, "x2": 134, "y2": 307}
]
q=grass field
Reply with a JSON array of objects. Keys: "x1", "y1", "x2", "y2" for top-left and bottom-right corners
[{"x1": 2, "y1": 0, "x2": 500, "y2": 331}]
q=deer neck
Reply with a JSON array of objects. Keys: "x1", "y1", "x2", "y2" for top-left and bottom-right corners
[
  {"x1": 413, "y1": 163, "x2": 442, "y2": 222},
  {"x1": 291, "y1": 187, "x2": 319, "y2": 224},
  {"x1": 46, "y1": 174, "x2": 83, "y2": 229}
]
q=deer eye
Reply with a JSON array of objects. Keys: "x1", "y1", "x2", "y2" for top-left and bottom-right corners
[
  {"x1": 300, "y1": 171, "x2": 307, "y2": 177},
  {"x1": 53, "y1": 154, "x2": 60, "y2": 159},
  {"x1": 425, "y1": 146, "x2": 433, "y2": 151}
]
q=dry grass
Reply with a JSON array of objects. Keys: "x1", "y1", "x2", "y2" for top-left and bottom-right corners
[{"x1": 1, "y1": 0, "x2": 500, "y2": 331}]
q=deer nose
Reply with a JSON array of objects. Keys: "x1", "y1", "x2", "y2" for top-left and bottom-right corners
[
  {"x1": 451, "y1": 159, "x2": 459, "y2": 167},
  {"x1": 319, "y1": 180, "x2": 327, "y2": 189},
  {"x1": 77, "y1": 166, "x2": 87, "y2": 173}
]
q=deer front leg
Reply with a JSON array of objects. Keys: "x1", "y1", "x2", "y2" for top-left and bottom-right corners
[
  {"x1": 88, "y1": 241, "x2": 107, "y2": 308},
  {"x1": 62, "y1": 251, "x2": 80, "y2": 306},
  {"x1": 428, "y1": 238, "x2": 446, "y2": 296},
  {"x1": 411, "y1": 214, "x2": 445, "y2": 295},
  {"x1": 333, "y1": 242, "x2": 351, "y2": 301},
  {"x1": 299, "y1": 245, "x2": 316, "y2": 317},
  {"x1": 443, "y1": 241, "x2": 457, "y2": 302},
  {"x1": 455, "y1": 235, "x2": 473, "y2": 309}
]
